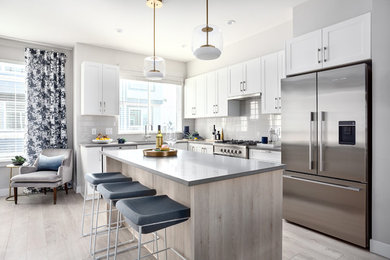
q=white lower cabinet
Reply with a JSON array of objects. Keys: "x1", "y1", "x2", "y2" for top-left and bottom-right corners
[
  {"x1": 188, "y1": 143, "x2": 213, "y2": 154},
  {"x1": 249, "y1": 149, "x2": 281, "y2": 163},
  {"x1": 80, "y1": 145, "x2": 136, "y2": 198}
]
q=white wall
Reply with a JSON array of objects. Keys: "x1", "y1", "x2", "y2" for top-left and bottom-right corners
[
  {"x1": 187, "y1": 21, "x2": 292, "y2": 77},
  {"x1": 370, "y1": 0, "x2": 390, "y2": 257},
  {"x1": 292, "y1": 0, "x2": 390, "y2": 257},
  {"x1": 293, "y1": 0, "x2": 372, "y2": 37},
  {"x1": 0, "y1": 37, "x2": 73, "y2": 195},
  {"x1": 73, "y1": 43, "x2": 187, "y2": 192}
]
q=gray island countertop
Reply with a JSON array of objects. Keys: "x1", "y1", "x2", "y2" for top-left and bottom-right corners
[{"x1": 102, "y1": 149, "x2": 284, "y2": 186}]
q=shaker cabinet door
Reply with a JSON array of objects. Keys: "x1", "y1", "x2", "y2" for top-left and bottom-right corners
[
  {"x1": 322, "y1": 13, "x2": 371, "y2": 68},
  {"x1": 285, "y1": 30, "x2": 323, "y2": 76},
  {"x1": 81, "y1": 62, "x2": 103, "y2": 115},
  {"x1": 102, "y1": 64, "x2": 119, "y2": 116}
]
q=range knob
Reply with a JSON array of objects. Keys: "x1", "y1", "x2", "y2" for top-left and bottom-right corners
[
  {"x1": 227, "y1": 149, "x2": 230, "y2": 153},
  {"x1": 238, "y1": 150, "x2": 242, "y2": 154},
  {"x1": 220, "y1": 148, "x2": 223, "y2": 152}
]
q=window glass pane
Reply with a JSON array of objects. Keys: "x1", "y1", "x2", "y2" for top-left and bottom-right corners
[
  {"x1": 0, "y1": 62, "x2": 26, "y2": 161},
  {"x1": 149, "y1": 82, "x2": 178, "y2": 131},
  {"x1": 119, "y1": 79, "x2": 181, "y2": 134}
]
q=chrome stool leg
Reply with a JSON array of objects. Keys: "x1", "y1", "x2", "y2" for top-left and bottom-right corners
[
  {"x1": 89, "y1": 184, "x2": 97, "y2": 254},
  {"x1": 164, "y1": 228, "x2": 168, "y2": 260},
  {"x1": 92, "y1": 192, "x2": 102, "y2": 257},
  {"x1": 113, "y1": 212, "x2": 120, "y2": 260},
  {"x1": 106, "y1": 200, "x2": 113, "y2": 259},
  {"x1": 81, "y1": 182, "x2": 88, "y2": 236},
  {"x1": 137, "y1": 226, "x2": 142, "y2": 260}
]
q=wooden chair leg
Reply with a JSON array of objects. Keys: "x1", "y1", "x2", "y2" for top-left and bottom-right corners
[
  {"x1": 14, "y1": 187, "x2": 17, "y2": 205},
  {"x1": 53, "y1": 188, "x2": 57, "y2": 205},
  {"x1": 64, "y1": 183, "x2": 68, "y2": 195}
]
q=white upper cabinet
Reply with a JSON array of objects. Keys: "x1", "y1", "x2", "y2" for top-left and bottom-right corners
[
  {"x1": 229, "y1": 58, "x2": 261, "y2": 98},
  {"x1": 322, "y1": 13, "x2": 371, "y2": 68},
  {"x1": 261, "y1": 50, "x2": 285, "y2": 114},
  {"x1": 206, "y1": 72, "x2": 217, "y2": 117},
  {"x1": 286, "y1": 30, "x2": 323, "y2": 76},
  {"x1": 81, "y1": 62, "x2": 119, "y2": 116},
  {"x1": 229, "y1": 63, "x2": 244, "y2": 97},
  {"x1": 215, "y1": 68, "x2": 229, "y2": 117},
  {"x1": 244, "y1": 58, "x2": 262, "y2": 96},
  {"x1": 195, "y1": 75, "x2": 206, "y2": 118},
  {"x1": 184, "y1": 77, "x2": 196, "y2": 118},
  {"x1": 101, "y1": 64, "x2": 119, "y2": 115},
  {"x1": 286, "y1": 13, "x2": 371, "y2": 76}
]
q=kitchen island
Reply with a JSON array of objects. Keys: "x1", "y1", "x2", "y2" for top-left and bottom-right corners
[{"x1": 102, "y1": 149, "x2": 284, "y2": 260}]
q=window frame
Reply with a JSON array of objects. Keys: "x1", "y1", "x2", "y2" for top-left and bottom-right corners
[
  {"x1": 0, "y1": 59, "x2": 27, "y2": 163},
  {"x1": 118, "y1": 77, "x2": 183, "y2": 135}
]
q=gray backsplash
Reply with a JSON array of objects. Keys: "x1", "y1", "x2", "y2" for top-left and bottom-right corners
[
  {"x1": 77, "y1": 115, "x2": 195, "y2": 144},
  {"x1": 77, "y1": 98, "x2": 279, "y2": 144},
  {"x1": 193, "y1": 98, "x2": 281, "y2": 141}
]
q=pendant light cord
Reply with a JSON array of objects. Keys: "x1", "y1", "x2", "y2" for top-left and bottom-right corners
[
  {"x1": 206, "y1": 0, "x2": 209, "y2": 45},
  {"x1": 153, "y1": 1, "x2": 156, "y2": 71}
]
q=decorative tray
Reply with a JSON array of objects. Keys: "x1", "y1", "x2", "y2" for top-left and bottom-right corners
[{"x1": 143, "y1": 149, "x2": 177, "y2": 157}]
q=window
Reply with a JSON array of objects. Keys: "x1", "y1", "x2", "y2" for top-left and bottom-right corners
[
  {"x1": 0, "y1": 61, "x2": 26, "y2": 161},
  {"x1": 119, "y1": 79, "x2": 182, "y2": 133}
]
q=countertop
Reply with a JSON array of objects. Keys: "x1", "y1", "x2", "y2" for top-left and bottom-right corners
[
  {"x1": 80, "y1": 140, "x2": 188, "y2": 147},
  {"x1": 102, "y1": 149, "x2": 284, "y2": 186}
]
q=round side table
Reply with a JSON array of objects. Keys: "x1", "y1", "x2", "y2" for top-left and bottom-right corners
[{"x1": 5, "y1": 164, "x2": 22, "y2": 201}]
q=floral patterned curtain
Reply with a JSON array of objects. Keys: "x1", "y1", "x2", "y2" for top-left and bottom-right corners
[{"x1": 25, "y1": 48, "x2": 68, "y2": 163}]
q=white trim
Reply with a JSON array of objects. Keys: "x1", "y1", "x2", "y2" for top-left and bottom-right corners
[
  {"x1": 0, "y1": 188, "x2": 9, "y2": 197},
  {"x1": 0, "y1": 35, "x2": 73, "y2": 51},
  {"x1": 76, "y1": 185, "x2": 82, "y2": 194},
  {"x1": 370, "y1": 239, "x2": 390, "y2": 258}
]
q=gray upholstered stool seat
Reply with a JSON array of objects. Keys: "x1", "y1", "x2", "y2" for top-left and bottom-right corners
[
  {"x1": 97, "y1": 181, "x2": 156, "y2": 201},
  {"x1": 84, "y1": 172, "x2": 131, "y2": 185},
  {"x1": 116, "y1": 195, "x2": 190, "y2": 234}
]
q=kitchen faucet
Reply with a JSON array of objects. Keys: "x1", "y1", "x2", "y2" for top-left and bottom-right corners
[{"x1": 144, "y1": 124, "x2": 153, "y2": 141}]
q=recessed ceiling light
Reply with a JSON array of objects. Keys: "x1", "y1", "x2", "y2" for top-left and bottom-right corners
[
  {"x1": 116, "y1": 28, "x2": 123, "y2": 33},
  {"x1": 227, "y1": 19, "x2": 236, "y2": 25},
  {"x1": 181, "y1": 44, "x2": 187, "y2": 48}
]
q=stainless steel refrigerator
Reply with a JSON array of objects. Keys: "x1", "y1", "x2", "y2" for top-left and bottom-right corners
[{"x1": 281, "y1": 63, "x2": 370, "y2": 248}]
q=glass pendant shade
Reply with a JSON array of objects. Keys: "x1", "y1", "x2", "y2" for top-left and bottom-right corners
[
  {"x1": 144, "y1": 56, "x2": 165, "y2": 80},
  {"x1": 192, "y1": 24, "x2": 223, "y2": 60}
]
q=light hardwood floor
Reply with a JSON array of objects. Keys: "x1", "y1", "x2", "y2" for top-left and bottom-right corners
[{"x1": 0, "y1": 191, "x2": 386, "y2": 260}]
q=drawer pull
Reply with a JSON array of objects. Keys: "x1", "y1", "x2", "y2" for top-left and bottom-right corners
[{"x1": 283, "y1": 175, "x2": 361, "y2": 192}]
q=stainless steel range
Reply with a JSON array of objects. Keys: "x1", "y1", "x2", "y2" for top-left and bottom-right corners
[{"x1": 213, "y1": 140, "x2": 259, "y2": 159}]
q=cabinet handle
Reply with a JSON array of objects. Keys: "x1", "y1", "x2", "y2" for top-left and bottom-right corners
[
  {"x1": 278, "y1": 97, "x2": 282, "y2": 110},
  {"x1": 103, "y1": 101, "x2": 106, "y2": 112},
  {"x1": 216, "y1": 104, "x2": 218, "y2": 113},
  {"x1": 275, "y1": 97, "x2": 278, "y2": 109},
  {"x1": 99, "y1": 101, "x2": 102, "y2": 112},
  {"x1": 243, "y1": 81, "x2": 246, "y2": 91},
  {"x1": 240, "y1": 82, "x2": 243, "y2": 91},
  {"x1": 317, "y1": 48, "x2": 322, "y2": 64},
  {"x1": 323, "y1": 47, "x2": 328, "y2": 62}
]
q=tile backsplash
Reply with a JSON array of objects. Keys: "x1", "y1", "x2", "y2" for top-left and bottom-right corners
[
  {"x1": 77, "y1": 115, "x2": 195, "y2": 144},
  {"x1": 193, "y1": 98, "x2": 281, "y2": 141}
]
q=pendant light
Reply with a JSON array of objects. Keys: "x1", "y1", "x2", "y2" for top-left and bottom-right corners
[
  {"x1": 192, "y1": 0, "x2": 223, "y2": 60},
  {"x1": 144, "y1": 0, "x2": 165, "y2": 80}
]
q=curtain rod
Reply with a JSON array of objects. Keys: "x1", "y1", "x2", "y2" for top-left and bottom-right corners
[{"x1": 0, "y1": 35, "x2": 73, "y2": 51}]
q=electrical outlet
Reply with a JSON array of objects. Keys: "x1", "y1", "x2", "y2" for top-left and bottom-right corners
[
  {"x1": 92, "y1": 128, "x2": 97, "y2": 135},
  {"x1": 106, "y1": 128, "x2": 113, "y2": 135}
]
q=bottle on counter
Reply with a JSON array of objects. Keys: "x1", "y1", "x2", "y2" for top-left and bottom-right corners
[
  {"x1": 216, "y1": 131, "x2": 221, "y2": 140},
  {"x1": 156, "y1": 125, "x2": 163, "y2": 149},
  {"x1": 221, "y1": 128, "x2": 224, "y2": 141}
]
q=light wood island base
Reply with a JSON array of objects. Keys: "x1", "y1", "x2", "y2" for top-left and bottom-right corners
[{"x1": 106, "y1": 156, "x2": 283, "y2": 260}]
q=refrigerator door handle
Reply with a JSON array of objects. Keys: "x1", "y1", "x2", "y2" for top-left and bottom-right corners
[
  {"x1": 309, "y1": 112, "x2": 315, "y2": 170},
  {"x1": 283, "y1": 175, "x2": 361, "y2": 192},
  {"x1": 319, "y1": 111, "x2": 325, "y2": 172}
]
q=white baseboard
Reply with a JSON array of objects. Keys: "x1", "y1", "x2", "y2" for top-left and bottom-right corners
[
  {"x1": 76, "y1": 185, "x2": 81, "y2": 194},
  {"x1": 370, "y1": 239, "x2": 390, "y2": 258},
  {"x1": 0, "y1": 188, "x2": 9, "y2": 197}
]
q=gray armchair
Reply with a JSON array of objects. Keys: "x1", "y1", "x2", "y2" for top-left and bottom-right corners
[{"x1": 11, "y1": 149, "x2": 73, "y2": 204}]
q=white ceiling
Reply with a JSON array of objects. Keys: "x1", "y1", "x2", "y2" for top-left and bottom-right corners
[{"x1": 0, "y1": 0, "x2": 307, "y2": 62}]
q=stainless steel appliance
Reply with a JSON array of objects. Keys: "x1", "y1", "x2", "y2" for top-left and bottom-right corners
[
  {"x1": 213, "y1": 140, "x2": 259, "y2": 159},
  {"x1": 281, "y1": 63, "x2": 370, "y2": 248}
]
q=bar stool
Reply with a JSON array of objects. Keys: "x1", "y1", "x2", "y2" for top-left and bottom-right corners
[
  {"x1": 114, "y1": 195, "x2": 191, "y2": 260},
  {"x1": 81, "y1": 172, "x2": 132, "y2": 254},
  {"x1": 93, "y1": 181, "x2": 157, "y2": 259}
]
